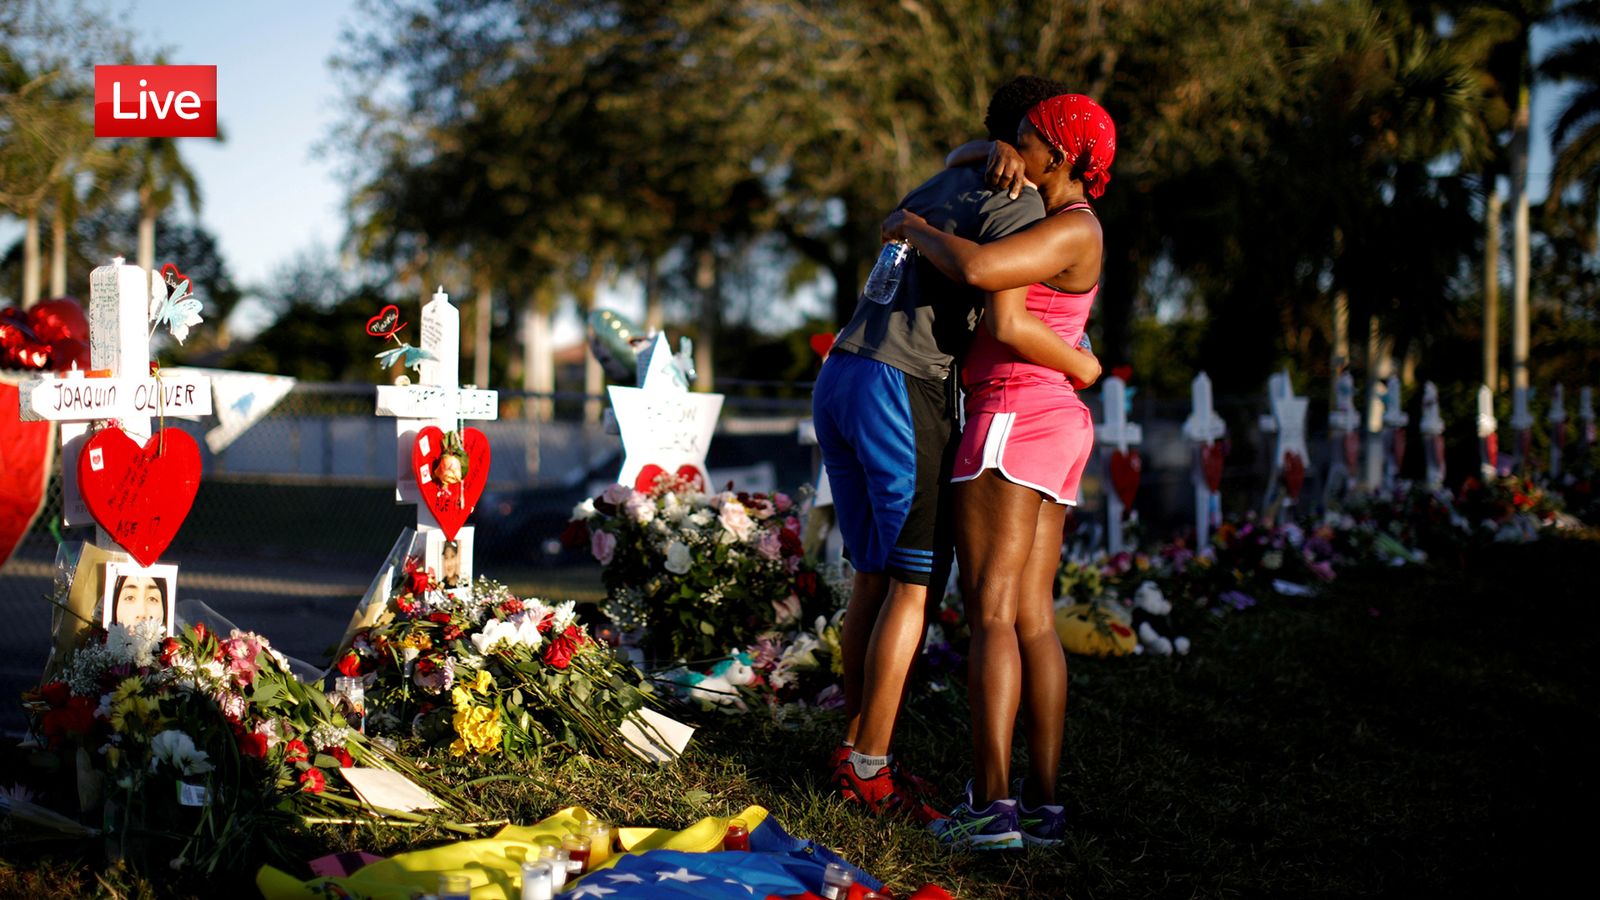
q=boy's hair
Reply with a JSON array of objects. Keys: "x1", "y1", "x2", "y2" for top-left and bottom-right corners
[{"x1": 985, "y1": 75, "x2": 1072, "y2": 143}]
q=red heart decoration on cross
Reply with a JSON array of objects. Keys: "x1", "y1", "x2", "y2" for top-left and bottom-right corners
[
  {"x1": 1484, "y1": 432, "x2": 1499, "y2": 469},
  {"x1": 78, "y1": 426, "x2": 202, "y2": 567},
  {"x1": 366, "y1": 305, "x2": 404, "y2": 339},
  {"x1": 0, "y1": 381, "x2": 53, "y2": 566},
  {"x1": 1343, "y1": 430, "x2": 1360, "y2": 473},
  {"x1": 1390, "y1": 429, "x2": 1407, "y2": 471},
  {"x1": 412, "y1": 426, "x2": 490, "y2": 540},
  {"x1": 159, "y1": 263, "x2": 192, "y2": 295},
  {"x1": 1109, "y1": 448, "x2": 1141, "y2": 514},
  {"x1": 1200, "y1": 441, "x2": 1226, "y2": 493},
  {"x1": 1281, "y1": 451, "x2": 1306, "y2": 501}
]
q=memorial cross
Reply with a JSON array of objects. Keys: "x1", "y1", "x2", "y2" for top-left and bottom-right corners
[
  {"x1": 17, "y1": 257, "x2": 212, "y2": 543},
  {"x1": 1477, "y1": 385, "x2": 1499, "y2": 479},
  {"x1": 1095, "y1": 376, "x2": 1142, "y2": 555},
  {"x1": 1509, "y1": 386, "x2": 1535, "y2": 476},
  {"x1": 1181, "y1": 372, "x2": 1227, "y2": 550},
  {"x1": 372, "y1": 287, "x2": 498, "y2": 566},
  {"x1": 1548, "y1": 384, "x2": 1567, "y2": 478},
  {"x1": 1324, "y1": 371, "x2": 1361, "y2": 505},
  {"x1": 1419, "y1": 382, "x2": 1445, "y2": 488},
  {"x1": 1257, "y1": 369, "x2": 1309, "y2": 520},
  {"x1": 1381, "y1": 375, "x2": 1409, "y2": 492}
]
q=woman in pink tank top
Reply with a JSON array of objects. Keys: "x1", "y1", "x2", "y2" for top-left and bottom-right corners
[{"x1": 883, "y1": 93, "x2": 1116, "y2": 840}]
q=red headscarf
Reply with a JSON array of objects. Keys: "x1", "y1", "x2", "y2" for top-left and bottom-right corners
[{"x1": 1026, "y1": 94, "x2": 1117, "y2": 199}]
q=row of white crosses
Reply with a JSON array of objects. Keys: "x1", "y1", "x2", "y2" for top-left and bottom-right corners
[
  {"x1": 373, "y1": 287, "x2": 497, "y2": 565},
  {"x1": 18, "y1": 258, "x2": 211, "y2": 544}
]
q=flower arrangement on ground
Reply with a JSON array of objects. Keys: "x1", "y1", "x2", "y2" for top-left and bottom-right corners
[
  {"x1": 24, "y1": 620, "x2": 465, "y2": 875},
  {"x1": 566, "y1": 477, "x2": 837, "y2": 663},
  {"x1": 336, "y1": 568, "x2": 654, "y2": 760}
]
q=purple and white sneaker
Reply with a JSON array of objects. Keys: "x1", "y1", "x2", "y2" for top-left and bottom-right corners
[
  {"x1": 1011, "y1": 778, "x2": 1067, "y2": 847},
  {"x1": 930, "y1": 781, "x2": 1023, "y2": 850}
]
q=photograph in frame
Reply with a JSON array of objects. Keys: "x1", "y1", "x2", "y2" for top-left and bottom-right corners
[
  {"x1": 101, "y1": 561, "x2": 178, "y2": 635},
  {"x1": 425, "y1": 526, "x2": 473, "y2": 596}
]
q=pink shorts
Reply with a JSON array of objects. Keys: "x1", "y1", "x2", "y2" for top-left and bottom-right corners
[{"x1": 951, "y1": 405, "x2": 1095, "y2": 505}]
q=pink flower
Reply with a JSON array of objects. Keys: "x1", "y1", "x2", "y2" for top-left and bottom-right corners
[
  {"x1": 755, "y1": 531, "x2": 782, "y2": 561},
  {"x1": 591, "y1": 530, "x2": 617, "y2": 565},
  {"x1": 601, "y1": 483, "x2": 633, "y2": 505},
  {"x1": 773, "y1": 492, "x2": 793, "y2": 513},
  {"x1": 719, "y1": 501, "x2": 755, "y2": 542}
]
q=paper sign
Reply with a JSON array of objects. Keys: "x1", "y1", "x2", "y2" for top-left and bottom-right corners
[
  {"x1": 620, "y1": 708, "x2": 696, "y2": 764},
  {"x1": 177, "y1": 782, "x2": 211, "y2": 807},
  {"x1": 340, "y1": 767, "x2": 442, "y2": 812}
]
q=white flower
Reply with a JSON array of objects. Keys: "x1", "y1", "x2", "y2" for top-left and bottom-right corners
[
  {"x1": 718, "y1": 501, "x2": 755, "y2": 542},
  {"x1": 571, "y1": 497, "x2": 598, "y2": 521},
  {"x1": 149, "y1": 729, "x2": 213, "y2": 776},
  {"x1": 549, "y1": 600, "x2": 578, "y2": 634},
  {"x1": 470, "y1": 619, "x2": 515, "y2": 655},
  {"x1": 106, "y1": 620, "x2": 162, "y2": 668},
  {"x1": 664, "y1": 541, "x2": 693, "y2": 575},
  {"x1": 661, "y1": 492, "x2": 688, "y2": 523},
  {"x1": 623, "y1": 492, "x2": 656, "y2": 524},
  {"x1": 601, "y1": 483, "x2": 633, "y2": 505},
  {"x1": 689, "y1": 509, "x2": 715, "y2": 528}
]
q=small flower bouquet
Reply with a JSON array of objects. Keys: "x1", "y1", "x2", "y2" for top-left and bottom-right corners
[
  {"x1": 24, "y1": 620, "x2": 467, "y2": 875},
  {"x1": 337, "y1": 568, "x2": 654, "y2": 760},
  {"x1": 565, "y1": 477, "x2": 836, "y2": 663}
]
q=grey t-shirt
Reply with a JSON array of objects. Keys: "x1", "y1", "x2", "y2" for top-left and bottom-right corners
[{"x1": 833, "y1": 166, "x2": 1045, "y2": 383}]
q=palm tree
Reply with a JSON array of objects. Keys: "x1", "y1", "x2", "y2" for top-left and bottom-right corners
[
  {"x1": 1540, "y1": 0, "x2": 1600, "y2": 243},
  {"x1": 117, "y1": 135, "x2": 203, "y2": 283}
]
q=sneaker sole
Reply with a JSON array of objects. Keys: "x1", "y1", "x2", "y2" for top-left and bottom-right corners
[
  {"x1": 1021, "y1": 832, "x2": 1064, "y2": 848},
  {"x1": 956, "y1": 831, "x2": 1024, "y2": 850}
]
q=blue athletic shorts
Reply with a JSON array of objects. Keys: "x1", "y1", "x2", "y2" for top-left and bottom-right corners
[{"x1": 811, "y1": 350, "x2": 956, "y2": 587}]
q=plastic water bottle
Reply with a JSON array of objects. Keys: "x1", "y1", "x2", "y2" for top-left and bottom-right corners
[{"x1": 862, "y1": 241, "x2": 910, "y2": 305}]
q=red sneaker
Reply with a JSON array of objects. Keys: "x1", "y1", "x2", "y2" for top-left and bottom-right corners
[
  {"x1": 832, "y1": 758, "x2": 948, "y2": 826},
  {"x1": 827, "y1": 743, "x2": 852, "y2": 772},
  {"x1": 890, "y1": 759, "x2": 938, "y2": 799}
]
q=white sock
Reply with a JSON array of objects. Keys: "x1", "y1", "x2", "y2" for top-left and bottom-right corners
[{"x1": 847, "y1": 750, "x2": 889, "y2": 779}]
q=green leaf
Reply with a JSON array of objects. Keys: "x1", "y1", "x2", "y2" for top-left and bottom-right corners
[{"x1": 684, "y1": 789, "x2": 712, "y2": 806}]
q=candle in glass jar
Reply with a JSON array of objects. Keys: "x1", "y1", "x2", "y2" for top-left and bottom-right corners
[{"x1": 722, "y1": 818, "x2": 750, "y2": 852}]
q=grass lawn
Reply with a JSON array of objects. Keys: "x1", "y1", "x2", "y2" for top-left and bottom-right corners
[{"x1": 2, "y1": 532, "x2": 1594, "y2": 899}]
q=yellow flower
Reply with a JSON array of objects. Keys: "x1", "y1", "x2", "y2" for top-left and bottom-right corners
[
  {"x1": 819, "y1": 627, "x2": 845, "y2": 677},
  {"x1": 473, "y1": 669, "x2": 493, "y2": 694},
  {"x1": 109, "y1": 694, "x2": 161, "y2": 736},
  {"x1": 450, "y1": 685, "x2": 474, "y2": 709},
  {"x1": 398, "y1": 632, "x2": 433, "y2": 651},
  {"x1": 450, "y1": 702, "x2": 502, "y2": 755},
  {"x1": 111, "y1": 677, "x2": 144, "y2": 705}
]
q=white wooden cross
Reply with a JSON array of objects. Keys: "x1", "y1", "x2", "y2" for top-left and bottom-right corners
[
  {"x1": 1182, "y1": 372, "x2": 1226, "y2": 550},
  {"x1": 608, "y1": 332, "x2": 724, "y2": 492},
  {"x1": 1419, "y1": 382, "x2": 1445, "y2": 488},
  {"x1": 1257, "y1": 369, "x2": 1308, "y2": 518},
  {"x1": 1095, "y1": 376, "x2": 1141, "y2": 555},
  {"x1": 1381, "y1": 375, "x2": 1409, "y2": 492},
  {"x1": 1580, "y1": 387, "x2": 1595, "y2": 458},
  {"x1": 373, "y1": 287, "x2": 498, "y2": 564},
  {"x1": 1547, "y1": 383, "x2": 1567, "y2": 478},
  {"x1": 1325, "y1": 371, "x2": 1360, "y2": 505},
  {"x1": 17, "y1": 257, "x2": 211, "y2": 543},
  {"x1": 1477, "y1": 384, "x2": 1499, "y2": 478},
  {"x1": 1509, "y1": 385, "x2": 1535, "y2": 476}
]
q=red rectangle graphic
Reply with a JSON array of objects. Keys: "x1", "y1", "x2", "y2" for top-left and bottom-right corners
[{"x1": 94, "y1": 65, "x2": 217, "y2": 138}]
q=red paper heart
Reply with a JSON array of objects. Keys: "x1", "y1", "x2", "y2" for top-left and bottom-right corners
[
  {"x1": 78, "y1": 427, "x2": 201, "y2": 567},
  {"x1": 1281, "y1": 451, "x2": 1305, "y2": 500},
  {"x1": 366, "y1": 305, "x2": 404, "y2": 339},
  {"x1": 159, "y1": 263, "x2": 192, "y2": 296},
  {"x1": 1200, "y1": 441, "x2": 1226, "y2": 492},
  {"x1": 1109, "y1": 448, "x2": 1141, "y2": 513},
  {"x1": 633, "y1": 463, "x2": 707, "y2": 494},
  {"x1": 412, "y1": 426, "x2": 490, "y2": 540},
  {"x1": 1484, "y1": 432, "x2": 1499, "y2": 469},
  {"x1": 1390, "y1": 429, "x2": 1407, "y2": 471},
  {"x1": 1343, "y1": 430, "x2": 1360, "y2": 473},
  {"x1": 809, "y1": 333, "x2": 835, "y2": 359},
  {"x1": 0, "y1": 381, "x2": 53, "y2": 566}
]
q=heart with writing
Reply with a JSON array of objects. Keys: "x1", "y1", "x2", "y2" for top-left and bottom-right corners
[
  {"x1": 633, "y1": 463, "x2": 708, "y2": 494},
  {"x1": 1281, "y1": 451, "x2": 1306, "y2": 500},
  {"x1": 412, "y1": 426, "x2": 490, "y2": 540},
  {"x1": 1109, "y1": 448, "x2": 1141, "y2": 515},
  {"x1": 79, "y1": 426, "x2": 202, "y2": 567},
  {"x1": 159, "y1": 262, "x2": 192, "y2": 295},
  {"x1": 366, "y1": 305, "x2": 404, "y2": 339},
  {"x1": 1200, "y1": 441, "x2": 1226, "y2": 493}
]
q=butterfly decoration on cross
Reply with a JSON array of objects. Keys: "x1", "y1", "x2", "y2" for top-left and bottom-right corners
[
  {"x1": 366, "y1": 303, "x2": 434, "y2": 372},
  {"x1": 148, "y1": 263, "x2": 204, "y2": 344}
]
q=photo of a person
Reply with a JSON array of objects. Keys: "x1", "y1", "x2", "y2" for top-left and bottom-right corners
[
  {"x1": 441, "y1": 540, "x2": 463, "y2": 589},
  {"x1": 101, "y1": 563, "x2": 177, "y2": 634},
  {"x1": 426, "y1": 527, "x2": 473, "y2": 594}
]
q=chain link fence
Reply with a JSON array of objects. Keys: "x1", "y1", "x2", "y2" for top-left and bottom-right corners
[{"x1": 2, "y1": 380, "x2": 1291, "y2": 735}]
